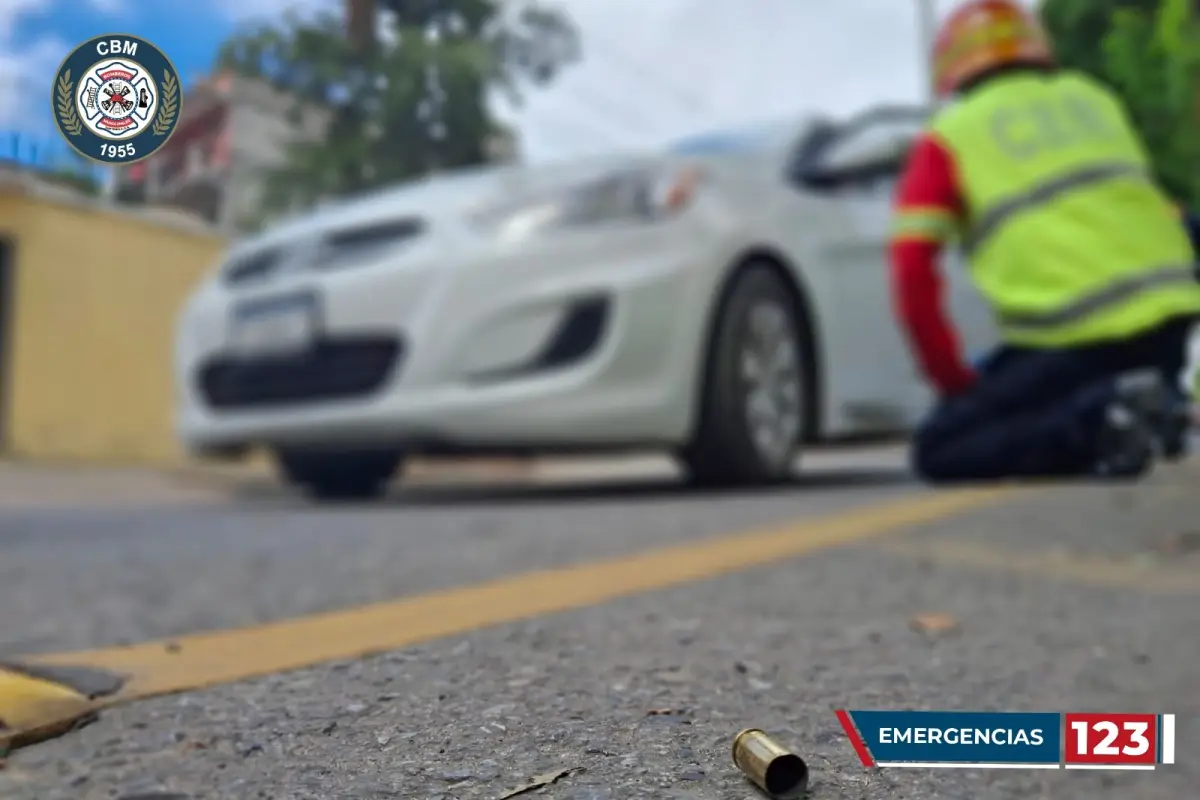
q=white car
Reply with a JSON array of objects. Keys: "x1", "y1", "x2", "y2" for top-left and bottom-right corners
[{"x1": 174, "y1": 105, "x2": 998, "y2": 499}]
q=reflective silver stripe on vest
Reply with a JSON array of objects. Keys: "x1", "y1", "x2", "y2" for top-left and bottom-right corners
[
  {"x1": 963, "y1": 161, "x2": 1150, "y2": 255},
  {"x1": 997, "y1": 263, "x2": 1198, "y2": 331}
]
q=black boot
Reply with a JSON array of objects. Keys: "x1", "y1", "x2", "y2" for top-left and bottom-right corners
[
  {"x1": 1160, "y1": 395, "x2": 1189, "y2": 462},
  {"x1": 1093, "y1": 370, "x2": 1162, "y2": 479}
]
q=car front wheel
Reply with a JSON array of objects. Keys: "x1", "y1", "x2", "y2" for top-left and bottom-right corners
[
  {"x1": 274, "y1": 448, "x2": 404, "y2": 502},
  {"x1": 681, "y1": 264, "x2": 809, "y2": 487}
]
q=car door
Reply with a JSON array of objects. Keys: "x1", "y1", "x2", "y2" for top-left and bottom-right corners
[
  {"x1": 789, "y1": 107, "x2": 1000, "y2": 428},
  {"x1": 788, "y1": 107, "x2": 931, "y2": 428}
]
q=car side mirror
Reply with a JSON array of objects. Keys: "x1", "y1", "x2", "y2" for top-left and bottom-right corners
[{"x1": 799, "y1": 134, "x2": 913, "y2": 188}]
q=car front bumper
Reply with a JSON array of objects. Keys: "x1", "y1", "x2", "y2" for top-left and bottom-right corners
[{"x1": 175, "y1": 225, "x2": 736, "y2": 455}]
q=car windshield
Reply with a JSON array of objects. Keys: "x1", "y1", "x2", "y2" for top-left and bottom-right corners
[{"x1": 667, "y1": 117, "x2": 810, "y2": 156}]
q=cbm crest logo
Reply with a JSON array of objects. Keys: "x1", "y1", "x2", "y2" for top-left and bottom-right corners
[{"x1": 52, "y1": 34, "x2": 181, "y2": 165}]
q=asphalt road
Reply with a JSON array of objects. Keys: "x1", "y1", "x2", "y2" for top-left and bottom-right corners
[{"x1": 0, "y1": 448, "x2": 1197, "y2": 799}]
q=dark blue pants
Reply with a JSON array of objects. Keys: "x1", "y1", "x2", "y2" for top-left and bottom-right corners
[
  {"x1": 1185, "y1": 210, "x2": 1200, "y2": 256},
  {"x1": 913, "y1": 316, "x2": 1194, "y2": 482}
]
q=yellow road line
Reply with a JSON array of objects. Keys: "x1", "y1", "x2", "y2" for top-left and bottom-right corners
[
  {"x1": 0, "y1": 670, "x2": 92, "y2": 731},
  {"x1": 33, "y1": 489, "x2": 1005, "y2": 697},
  {"x1": 881, "y1": 538, "x2": 1200, "y2": 594},
  {"x1": 2, "y1": 488, "x2": 1008, "y2": 750},
  {"x1": 0, "y1": 667, "x2": 100, "y2": 752}
]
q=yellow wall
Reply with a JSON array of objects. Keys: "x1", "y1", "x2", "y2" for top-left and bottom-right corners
[{"x1": 1, "y1": 190, "x2": 225, "y2": 464}]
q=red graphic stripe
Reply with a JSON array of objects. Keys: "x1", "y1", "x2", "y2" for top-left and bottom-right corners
[{"x1": 835, "y1": 709, "x2": 875, "y2": 768}]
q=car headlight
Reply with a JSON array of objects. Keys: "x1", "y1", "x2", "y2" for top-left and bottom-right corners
[{"x1": 472, "y1": 165, "x2": 703, "y2": 242}]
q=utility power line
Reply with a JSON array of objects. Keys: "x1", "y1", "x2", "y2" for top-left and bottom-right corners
[
  {"x1": 492, "y1": 0, "x2": 723, "y2": 136},
  {"x1": 580, "y1": 28, "x2": 717, "y2": 118}
]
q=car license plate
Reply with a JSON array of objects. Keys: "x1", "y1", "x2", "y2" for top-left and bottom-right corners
[{"x1": 229, "y1": 293, "x2": 318, "y2": 357}]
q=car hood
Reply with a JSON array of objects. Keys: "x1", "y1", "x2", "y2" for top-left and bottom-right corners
[{"x1": 230, "y1": 153, "x2": 652, "y2": 255}]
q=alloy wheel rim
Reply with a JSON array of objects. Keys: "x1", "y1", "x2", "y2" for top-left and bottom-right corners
[{"x1": 740, "y1": 301, "x2": 803, "y2": 468}]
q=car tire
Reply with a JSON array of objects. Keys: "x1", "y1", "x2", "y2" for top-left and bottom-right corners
[
  {"x1": 681, "y1": 263, "x2": 810, "y2": 487},
  {"x1": 275, "y1": 448, "x2": 404, "y2": 502}
]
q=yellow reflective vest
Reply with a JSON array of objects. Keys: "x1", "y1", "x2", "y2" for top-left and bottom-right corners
[{"x1": 931, "y1": 70, "x2": 1200, "y2": 347}]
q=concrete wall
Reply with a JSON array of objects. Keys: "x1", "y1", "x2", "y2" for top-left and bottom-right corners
[{"x1": 0, "y1": 181, "x2": 224, "y2": 463}]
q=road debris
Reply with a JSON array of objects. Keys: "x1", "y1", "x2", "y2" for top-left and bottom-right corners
[
  {"x1": 908, "y1": 612, "x2": 960, "y2": 636},
  {"x1": 732, "y1": 728, "x2": 809, "y2": 799},
  {"x1": 645, "y1": 707, "x2": 687, "y2": 717},
  {"x1": 498, "y1": 766, "x2": 583, "y2": 798}
]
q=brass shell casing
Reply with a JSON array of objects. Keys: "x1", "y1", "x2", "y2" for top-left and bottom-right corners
[{"x1": 731, "y1": 728, "x2": 810, "y2": 798}]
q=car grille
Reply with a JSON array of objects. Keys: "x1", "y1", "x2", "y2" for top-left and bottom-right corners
[
  {"x1": 222, "y1": 218, "x2": 426, "y2": 286},
  {"x1": 316, "y1": 219, "x2": 426, "y2": 270},
  {"x1": 197, "y1": 336, "x2": 402, "y2": 410},
  {"x1": 224, "y1": 247, "x2": 287, "y2": 284}
]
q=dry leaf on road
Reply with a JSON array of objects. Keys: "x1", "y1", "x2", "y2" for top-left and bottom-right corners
[
  {"x1": 498, "y1": 766, "x2": 583, "y2": 798},
  {"x1": 909, "y1": 613, "x2": 960, "y2": 635}
]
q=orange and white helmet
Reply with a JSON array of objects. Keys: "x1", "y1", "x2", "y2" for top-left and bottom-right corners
[{"x1": 932, "y1": 0, "x2": 1055, "y2": 98}]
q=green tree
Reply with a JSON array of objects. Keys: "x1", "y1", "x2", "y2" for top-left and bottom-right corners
[
  {"x1": 217, "y1": 0, "x2": 580, "y2": 227},
  {"x1": 1040, "y1": 0, "x2": 1198, "y2": 205},
  {"x1": 1155, "y1": 0, "x2": 1200, "y2": 203},
  {"x1": 1102, "y1": 0, "x2": 1199, "y2": 204},
  {"x1": 1039, "y1": 0, "x2": 1158, "y2": 79}
]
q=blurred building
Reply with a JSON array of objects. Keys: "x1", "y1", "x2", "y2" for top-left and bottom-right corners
[
  {"x1": 115, "y1": 72, "x2": 329, "y2": 232},
  {"x1": 116, "y1": 70, "x2": 519, "y2": 233}
]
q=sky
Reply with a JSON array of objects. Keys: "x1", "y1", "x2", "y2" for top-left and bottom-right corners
[{"x1": 0, "y1": 0, "x2": 1037, "y2": 167}]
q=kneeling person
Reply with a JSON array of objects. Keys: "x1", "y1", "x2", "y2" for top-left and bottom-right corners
[{"x1": 891, "y1": 0, "x2": 1200, "y2": 482}]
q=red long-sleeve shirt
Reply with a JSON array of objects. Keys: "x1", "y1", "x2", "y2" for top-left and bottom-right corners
[{"x1": 889, "y1": 132, "x2": 976, "y2": 396}]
